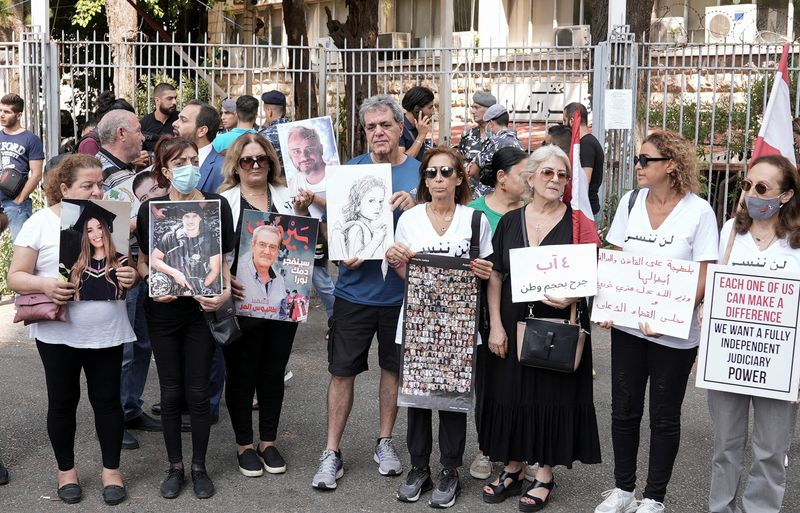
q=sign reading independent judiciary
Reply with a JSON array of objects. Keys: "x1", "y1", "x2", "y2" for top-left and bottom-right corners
[{"x1": 697, "y1": 264, "x2": 800, "y2": 401}]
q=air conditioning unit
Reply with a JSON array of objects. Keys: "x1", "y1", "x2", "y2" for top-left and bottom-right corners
[
  {"x1": 377, "y1": 32, "x2": 412, "y2": 49},
  {"x1": 554, "y1": 25, "x2": 591, "y2": 47},
  {"x1": 650, "y1": 16, "x2": 687, "y2": 43},
  {"x1": 705, "y1": 4, "x2": 757, "y2": 44}
]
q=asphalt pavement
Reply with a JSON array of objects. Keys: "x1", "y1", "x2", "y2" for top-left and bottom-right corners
[{"x1": 0, "y1": 298, "x2": 798, "y2": 513}]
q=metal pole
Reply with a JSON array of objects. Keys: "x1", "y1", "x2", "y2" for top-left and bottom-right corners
[{"x1": 440, "y1": 0, "x2": 453, "y2": 147}]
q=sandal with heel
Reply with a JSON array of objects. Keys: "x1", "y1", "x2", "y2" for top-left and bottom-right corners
[
  {"x1": 519, "y1": 478, "x2": 556, "y2": 512},
  {"x1": 482, "y1": 467, "x2": 525, "y2": 504}
]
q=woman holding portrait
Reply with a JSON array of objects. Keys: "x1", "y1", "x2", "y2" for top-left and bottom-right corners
[{"x1": 479, "y1": 145, "x2": 600, "y2": 512}]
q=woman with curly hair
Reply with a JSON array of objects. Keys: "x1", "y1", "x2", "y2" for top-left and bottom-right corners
[
  {"x1": 595, "y1": 130, "x2": 719, "y2": 513},
  {"x1": 332, "y1": 174, "x2": 388, "y2": 259}
]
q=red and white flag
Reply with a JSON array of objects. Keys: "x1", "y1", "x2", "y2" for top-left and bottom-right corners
[
  {"x1": 752, "y1": 43, "x2": 796, "y2": 166},
  {"x1": 562, "y1": 111, "x2": 602, "y2": 246}
]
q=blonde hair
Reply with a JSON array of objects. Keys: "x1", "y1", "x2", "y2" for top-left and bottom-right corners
[
  {"x1": 218, "y1": 133, "x2": 286, "y2": 192},
  {"x1": 520, "y1": 145, "x2": 571, "y2": 202}
]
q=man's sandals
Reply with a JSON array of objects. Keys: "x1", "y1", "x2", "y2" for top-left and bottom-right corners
[
  {"x1": 519, "y1": 478, "x2": 556, "y2": 512},
  {"x1": 482, "y1": 468, "x2": 525, "y2": 503}
]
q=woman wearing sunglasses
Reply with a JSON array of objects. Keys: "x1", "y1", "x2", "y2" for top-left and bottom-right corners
[
  {"x1": 595, "y1": 130, "x2": 719, "y2": 513},
  {"x1": 385, "y1": 147, "x2": 494, "y2": 508},
  {"x1": 218, "y1": 132, "x2": 300, "y2": 479},
  {"x1": 708, "y1": 155, "x2": 800, "y2": 513},
  {"x1": 135, "y1": 136, "x2": 236, "y2": 500},
  {"x1": 479, "y1": 145, "x2": 600, "y2": 512}
]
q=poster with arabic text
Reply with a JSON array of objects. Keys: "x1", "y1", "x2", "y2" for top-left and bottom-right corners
[{"x1": 509, "y1": 243, "x2": 597, "y2": 303}]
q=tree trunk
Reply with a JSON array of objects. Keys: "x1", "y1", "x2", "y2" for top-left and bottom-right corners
[
  {"x1": 590, "y1": 0, "x2": 608, "y2": 44},
  {"x1": 105, "y1": 0, "x2": 137, "y2": 105},
  {"x1": 627, "y1": 2, "x2": 655, "y2": 42},
  {"x1": 242, "y1": 0, "x2": 255, "y2": 95},
  {"x1": 283, "y1": 0, "x2": 319, "y2": 119},
  {"x1": 325, "y1": 0, "x2": 378, "y2": 158}
]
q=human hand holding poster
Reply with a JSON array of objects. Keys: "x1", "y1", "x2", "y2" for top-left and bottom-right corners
[
  {"x1": 59, "y1": 199, "x2": 132, "y2": 301},
  {"x1": 696, "y1": 265, "x2": 800, "y2": 401},
  {"x1": 399, "y1": 254, "x2": 480, "y2": 413},
  {"x1": 590, "y1": 249, "x2": 699, "y2": 339},
  {"x1": 148, "y1": 200, "x2": 223, "y2": 297},
  {"x1": 235, "y1": 209, "x2": 319, "y2": 322},
  {"x1": 509, "y1": 243, "x2": 597, "y2": 303},
  {"x1": 326, "y1": 164, "x2": 394, "y2": 261}
]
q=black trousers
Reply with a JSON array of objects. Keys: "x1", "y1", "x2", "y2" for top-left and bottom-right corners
[
  {"x1": 473, "y1": 343, "x2": 486, "y2": 442},
  {"x1": 407, "y1": 407, "x2": 467, "y2": 469},
  {"x1": 148, "y1": 312, "x2": 216, "y2": 466},
  {"x1": 610, "y1": 328, "x2": 697, "y2": 502},
  {"x1": 36, "y1": 341, "x2": 123, "y2": 471},
  {"x1": 223, "y1": 317, "x2": 297, "y2": 445}
]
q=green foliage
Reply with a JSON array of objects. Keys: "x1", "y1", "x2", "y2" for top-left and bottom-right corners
[
  {"x1": 72, "y1": 0, "x2": 104, "y2": 28},
  {"x1": 135, "y1": 72, "x2": 210, "y2": 116},
  {"x1": 71, "y1": 0, "x2": 194, "y2": 29},
  {"x1": 0, "y1": 189, "x2": 44, "y2": 297}
]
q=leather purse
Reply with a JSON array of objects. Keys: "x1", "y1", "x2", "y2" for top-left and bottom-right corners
[
  {"x1": 204, "y1": 297, "x2": 243, "y2": 347},
  {"x1": 516, "y1": 303, "x2": 587, "y2": 373},
  {"x1": 0, "y1": 167, "x2": 27, "y2": 198},
  {"x1": 13, "y1": 293, "x2": 67, "y2": 325}
]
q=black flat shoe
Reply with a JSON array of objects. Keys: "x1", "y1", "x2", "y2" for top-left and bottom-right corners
[
  {"x1": 151, "y1": 403, "x2": 161, "y2": 416},
  {"x1": 57, "y1": 483, "x2": 82, "y2": 504},
  {"x1": 121, "y1": 430, "x2": 139, "y2": 450},
  {"x1": 102, "y1": 484, "x2": 127, "y2": 506},
  {"x1": 124, "y1": 412, "x2": 162, "y2": 432},
  {"x1": 191, "y1": 468, "x2": 215, "y2": 499},
  {"x1": 519, "y1": 479, "x2": 556, "y2": 512},
  {"x1": 160, "y1": 467, "x2": 185, "y2": 499},
  {"x1": 0, "y1": 460, "x2": 8, "y2": 485},
  {"x1": 483, "y1": 468, "x2": 525, "y2": 504}
]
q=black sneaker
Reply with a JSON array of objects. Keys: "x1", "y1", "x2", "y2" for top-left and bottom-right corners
[
  {"x1": 238, "y1": 448, "x2": 264, "y2": 477},
  {"x1": 429, "y1": 467, "x2": 461, "y2": 509},
  {"x1": 258, "y1": 446, "x2": 286, "y2": 474},
  {"x1": 0, "y1": 460, "x2": 8, "y2": 485},
  {"x1": 191, "y1": 468, "x2": 215, "y2": 499},
  {"x1": 396, "y1": 466, "x2": 433, "y2": 503},
  {"x1": 121, "y1": 430, "x2": 139, "y2": 450},
  {"x1": 160, "y1": 467, "x2": 185, "y2": 499}
]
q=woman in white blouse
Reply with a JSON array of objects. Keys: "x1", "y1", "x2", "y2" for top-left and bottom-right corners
[{"x1": 708, "y1": 155, "x2": 800, "y2": 513}]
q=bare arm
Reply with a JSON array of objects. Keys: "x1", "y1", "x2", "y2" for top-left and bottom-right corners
[
  {"x1": 15, "y1": 159, "x2": 43, "y2": 204},
  {"x1": 486, "y1": 269, "x2": 508, "y2": 359},
  {"x1": 204, "y1": 253, "x2": 222, "y2": 287},
  {"x1": 8, "y1": 245, "x2": 76, "y2": 303}
]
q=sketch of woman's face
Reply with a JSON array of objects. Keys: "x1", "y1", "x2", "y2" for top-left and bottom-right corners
[
  {"x1": 86, "y1": 218, "x2": 106, "y2": 252},
  {"x1": 359, "y1": 187, "x2": 385, "y2": 221}
]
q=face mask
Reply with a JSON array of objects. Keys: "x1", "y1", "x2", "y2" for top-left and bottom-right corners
[
  {"x1": 170, "y1": 164, "x2": 201, "y2": 194},
  {"x1": 485, "y1": 128, "x2": 494, "y2": 140},
  {"x1": 745, "y1": 194, "x2": 783, "y2": 220}
]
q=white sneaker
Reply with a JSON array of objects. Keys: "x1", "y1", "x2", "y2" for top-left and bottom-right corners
[
  {"x1": 468, "y1": 452, "x2": 491, "y2": 479},
  {"x1": 595, "y1": 488, "x2": 638, "y2": 513},
  {"x1": 635, "y1": 498, "x2": 665, "y2": 513}
]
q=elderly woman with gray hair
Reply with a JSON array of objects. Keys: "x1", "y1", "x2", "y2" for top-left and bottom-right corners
[{"x1": 479, "y1": 145, "x2": 601, "y2": 512}]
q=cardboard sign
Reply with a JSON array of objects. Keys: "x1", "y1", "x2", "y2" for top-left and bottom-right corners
[
  {"x1": 509, "y1": 243, "x2": 597, "y2": 303},
  {"x1": 696, "y1": 265, "x2": 800, "y2": 401}
]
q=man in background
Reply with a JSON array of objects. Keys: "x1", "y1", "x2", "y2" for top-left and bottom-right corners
[{"x1": 140, "y1": 83, "x2": 179, "y2": 152}]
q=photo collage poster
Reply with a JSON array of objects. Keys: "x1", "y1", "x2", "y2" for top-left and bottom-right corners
[
  {"x1": 59, "y1": 199, "x2": 132, "y2": 301},
  {"x1": 235, "y1": 209, "x2": 319, "y2": 322},
  {"x1": 147, "y1": 200, "x2": 223, "y2": 297},
  {"x1": 398, "y1": 254, "x2": 480, "y2": 413}
]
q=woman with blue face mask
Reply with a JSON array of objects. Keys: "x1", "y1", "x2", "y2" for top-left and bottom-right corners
[
  {"x1": 135, "y1": 136, "x2": 236, "y2": 500},
  {"x1": 708, "y1": 155, "x2": 800, "y2": 513}
]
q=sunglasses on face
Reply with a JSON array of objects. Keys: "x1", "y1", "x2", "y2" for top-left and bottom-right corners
[
  {"x1": 423, "y1": 166, "x2": 456, "y2": 179},
  {"x1": 539, "y1": 167, "x2": 569, "y2": 182},
  {"x1": 238, "y1": 155, "x2": 270, "y2": 170},
  {"x1": 742, "y1": 179, "x2": 775, "y2": 195},
  {"x1": 635, "y1": 154, "x2": 671, "y2": 168}
]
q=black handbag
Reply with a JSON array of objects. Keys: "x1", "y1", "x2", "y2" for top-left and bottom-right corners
[
  {"x1": 0, "y1": 167, "x2": 27, "y2": 198},
  {"x1": 204, "y1": 297, "x2": 243, "y2": 347}
]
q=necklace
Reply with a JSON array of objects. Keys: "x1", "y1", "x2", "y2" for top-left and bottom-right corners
[{"x1": 427, "y1": 203, "x2": 455, "y2": 233}]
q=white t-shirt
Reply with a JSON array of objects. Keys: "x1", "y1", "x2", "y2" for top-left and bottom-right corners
[
  {"x1": 288, "y1": 172, "x2": 326, "y2": 219},
  {"x1": 606, "y1": 189, "x2": 719, "y2": 349},
  {"x1": 393, "y1": 203, "x2": 493, "y2": 344},
  {"x1": 718, "y1": 218, "x2": 800, "y2": 272},
  {"x1": 14, "y1": 207, "x2": 135, "y2": 348}
]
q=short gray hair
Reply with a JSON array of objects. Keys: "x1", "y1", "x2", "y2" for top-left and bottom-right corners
[
  {"x1": 97, "y1": 110, "x2": 137, "y2": 146},
  {"x1": 358, "y1": 94, "x2": 404, "y2": 127},
  {"x1": 252, "y1": 224, "x2": 282, "y2": 245},
  {"x1": 521, "y1": 145, "x2": 572, "y2": 201}
]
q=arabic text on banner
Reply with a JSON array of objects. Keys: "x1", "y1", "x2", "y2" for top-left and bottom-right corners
[
  {"x1": 590, "y1": 249, "x2": 699, "y2": 339},
  {"x1": 696, "y1": 265, "x2": 800, "y2": 401},
  {"x1": 509, "y1": 243, "x2": 597, "y2": 303}
]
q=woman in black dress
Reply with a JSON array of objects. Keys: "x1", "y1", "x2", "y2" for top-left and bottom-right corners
[{"x1": 479, "y1": 145, "x2": 600, "y2": 511}]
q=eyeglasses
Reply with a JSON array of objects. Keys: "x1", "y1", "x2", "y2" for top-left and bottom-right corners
[
  {"x1": 742, "y1": 179, "x2": 774, "y2": 195},
  {"x1": 539, "y1": 167, "x2": 569, "y2": 182},
  {"x1": 634, "y1": 154, "x2": 671, "y2": 168},
  {"x1": 423, "y1": 166, "x2": 456, "y2": 179},
  {"x1": 238, "y1": 155, "x2": 270, "y2": 170}
]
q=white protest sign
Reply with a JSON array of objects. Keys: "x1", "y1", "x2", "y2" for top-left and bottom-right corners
[
  {"x1": 509, "y1": 244, "x2": 597, "y2": 303},
  {"x1": 696, "y1": 265, "x2": 800, "y2": 401},
  {"x1": 590, "y1": 249, "x2": 699, "y2": 339}
]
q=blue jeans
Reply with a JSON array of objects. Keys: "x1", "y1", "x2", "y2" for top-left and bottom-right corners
[
  {"x1": 3, "y1": 198, "x2": 32, "y2": 241},
  {"x1": 312, "y1": 263, "x2": 336, "y2": 318},
  {"x1": 209, "y1": 347, "x2": 224, "y2": 418},
  {"x1": 121, "y1": 281, "x2": 152, "y2": 421}
]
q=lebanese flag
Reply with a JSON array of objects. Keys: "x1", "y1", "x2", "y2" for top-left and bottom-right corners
[
  {"x1": 563, "y1": 111, "x2": 602, "y2": 246},
  {"x1": 751, "y1": 43, "x2": 796, "y2": 166}
]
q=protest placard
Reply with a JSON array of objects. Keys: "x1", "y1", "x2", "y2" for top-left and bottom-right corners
[
  {"x1": 590, "y1": 249, "x2": 699, "y2": 339},
  {"x1": 696, "y1": 265, "x2": 800, "y2": 401},
  {"x1": 509, "y1": 243, "x2": 597, "y2": 303},
  {"x1": 398, "y1": 255, "x2": 479, "y2": 412}
]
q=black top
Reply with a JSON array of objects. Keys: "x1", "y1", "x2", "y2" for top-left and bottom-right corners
[
  {"x1": 78, "y1": 254, "x2": 128, "y2": 301},
  {"x1": 136, "y1": 192, "x2": 235, "y2": 317},
  {"x1": 140, "y1": 111, "x2": 179, "y2": 152},
  {"x1": 579, "y1": 133, "x2": 604, "y2": 215}
]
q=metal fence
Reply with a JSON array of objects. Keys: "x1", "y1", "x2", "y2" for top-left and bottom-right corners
[{"x1": 3, "y1": 30, "x2": 799, "y2": 223}]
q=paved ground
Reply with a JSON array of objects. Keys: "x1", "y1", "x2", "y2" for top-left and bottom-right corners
[{"x1": 0, "y1": 298, "x2": 798, "y2": 513}]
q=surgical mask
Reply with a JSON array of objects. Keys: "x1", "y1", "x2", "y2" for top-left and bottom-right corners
[
  {"x1": 485, "y1": 128, "x2": 494, "y2": 140},
  {"x1": 170, "y1": 164, "x2": 201, "y2": 194},
  {"x1": 745, "y1": 194, "x2": 784, "y2": 220}
]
